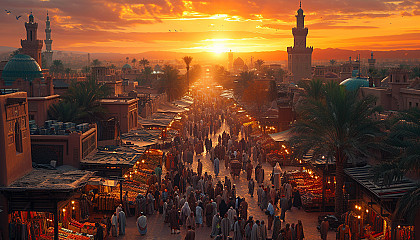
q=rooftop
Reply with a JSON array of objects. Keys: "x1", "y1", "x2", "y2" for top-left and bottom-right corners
[
  {"x1": 0, "y1": 166, "x2": 93, "y2": 191},
  {"x1": 81, "y1": 147, "x2": 142, "y2": 166}
]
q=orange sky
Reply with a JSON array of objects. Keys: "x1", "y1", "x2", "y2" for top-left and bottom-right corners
[{"x1": 1, "y1": 0, "x2": 420, "y2": 54}]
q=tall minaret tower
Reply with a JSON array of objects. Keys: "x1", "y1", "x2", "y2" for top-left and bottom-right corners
[
  {"x1": 44, "y1": 11, "x2": 53, "y2": 68},
  {"x1": 21, "y1": 12, "x2": 43, "y2": 68},
  {"x1": 287, "y1": 2, "x2": 313, "y2": 82}
]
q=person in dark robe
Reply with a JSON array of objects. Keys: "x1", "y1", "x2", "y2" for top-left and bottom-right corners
[
  {"x1": 272, "y1": 216, "x2": 281, "y2": 240},
  {"x1": 206, "y1": 200, "x2": 214, "y2": 227},
  {"x1": 248, "y1": 179, "x2": 255, "y2": 197},
  {"x1": 246, "y1": 161, "x2": 253, "y2": 181},
  {"x1": 292, "y1": 189, "x2": 302, "y2": 209},
  {"x1": 219, "y1": 200, "x2": 229, "y2": 218},
  {"x1": 94, "y1": 222, "x2": 104, "y2": 240},
  {"x1": 169, "y1": 206, "x2": 180, "y2": 234},
  {"x1": 239, "y1": 199, "x2": 248, "y2": 222}
]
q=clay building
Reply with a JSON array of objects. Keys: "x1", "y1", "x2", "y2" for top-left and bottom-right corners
[{"x1": 100, "y1": 97, "x2": 139, "y2": 133}]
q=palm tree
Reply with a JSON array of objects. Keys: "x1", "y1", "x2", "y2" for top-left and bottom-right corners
[
  {"x1": 161, "y1": 65, "x2": 182, "y2": 101},
  {"x1": 183, "y1": 56, "x2": 193, "y2": 92},
  {"x1": 52, "y1": 76, "x2": 112, "y2": 123},
  {"x1": 141, "y1": 66, "x2": 153, "y2": 85},
  {"x1": 92, "y1": 59, "x2": 101, "y2": 67},
  {"x1": 131, "y1": 58, "x2": 137, "y2": 68},
  {"x1": 290, "y1": 80, "x2": 383, "y2": 216},
  {"x1": 254, "y1": 59, "x2": 264, "y2": 71},
  {"x1": 50, "y1": 60, "x2": 65, "y2": 74},
  {"x1": 48, "y1": 101, "x2": 80, "y2": 122},
  {"x1": 238, "y1": 71, "x2": 255, "y2": 89},
  {"x1": 329, "y1": 59, "x2": 337, "y2": 66},
  {"x1": 139, "y1": 58, "x2": 149, "y2": 69}
]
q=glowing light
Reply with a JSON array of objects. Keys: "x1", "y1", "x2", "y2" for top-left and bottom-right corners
[
  {"x1": 357, "y1": 215, "x2": 361, "y2": 219},
  {"x1": 71, "y1": 201, "x2": 75, "y2": 204},
  {"x1": 355, "y1": 205, "x2": 358, "y2": 209},
  {"x1": 366, "y1": 209, "x2": 369, "y2": 213},
  {"x1": 72, "y1": 207, "x2": 75, "y2": 210},
  {"x1": 62, "y1": 209, "x2": 66, "y2": 212},
  {"x1": 142, "y1": 160, "x2": 145, "y2": 163}
]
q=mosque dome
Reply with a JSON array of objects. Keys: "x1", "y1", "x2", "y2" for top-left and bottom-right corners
[
  {"x1": 122, "y1": 64, "x2": 132, "y2": 69},
  {"x1": 2, "y1": 54, "x2": 43, "y2": 86},
  {"x1": 297, "y1": 8, "x2": 303, "y2": 14},
  {"x1": 339, "y1": 77, "x2": 369, "y2": 91},
  {"x1": 233, "y1": 57, "x2": 245, "y2": 67}
]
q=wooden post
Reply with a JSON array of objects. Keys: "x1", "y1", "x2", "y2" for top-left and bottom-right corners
[{"x1": 54, "y1": 201, "x2": 59, "y2": 240}]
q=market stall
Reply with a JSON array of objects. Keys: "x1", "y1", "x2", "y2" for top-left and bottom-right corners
[
  {"x1": 0, "y1": 168, "x2": 94, "y2": 240},
  {"x1": 345, "y1": 165, "x2": 417, "y2": 240}
]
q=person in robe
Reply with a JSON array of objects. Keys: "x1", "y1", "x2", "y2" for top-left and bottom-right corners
[
  {"x1": 221, "y1": 213, "x2": 230, "y2": 240},
  {"x1": 219, "y1": 200, "x2": 229, "y2": 218},
  {"x1": 260, "y1": 220, "x2": 267, "y2": 240},
  {"x1": 233, "y1": 217, "x2": 243, "y2": 240},
  {"x1": 186, "y1": 212, "x2": 196, "y2": 230},
  {"x1": 292, "y1": 189, "x2": 302, "y2": 209},
  {"x1": 296, "y1": 220, "x2": 304, "y2": 240},
  {"x1": 273, "y1": 163, "x2": 282, "y2": 190},
  {"x1": 239, "y1": 198, "x2": 248, "y2": 222},
  {"x1": 246, "y1": 161, "x2": 253, "y2": 180},
  {"x1": 251, "y1": 220, "x2": 260, "y2": 240},
  {"x1": 118, "y1": 210, "x2": 126, "y2": 235},
  {"x1": 181, "y1": 202, "x2": 191, "y2": 226},
  {"x1": 169, "y1": 206, "x2": 180, "y2": 234},
  {"x1": 245, "y1": 217, "x2": 253, "y2": 240},
  {"x1": 272, "y1": 216, "x2": 281, "y2": 240},
  {"x1": 136, "y1": 212, "x2": 147, "y2": 235},
  {"x1": 197, "y1": 159, "x2": 203, "y2": 176},
  {"x1": 227, "y1": 206, "x2": 236, "y2": 230},
  {"x1": 206, "y1": 200, "x2": 214, "y2": 227},
  {"x1": 214, "y1": 157, "x2": 220, "y2": 177},
  {"x1": 284, "y1": 223, "x2": 293, "y2": 240},
  {"x1": 257, "y1": 185, "x2": 263, "y2": 207},
  {"x1": 320, "y1": 218, "x2": 329, "y2": 240},
  {"x1": 111, "y1": 212, "x2": 118, "y2": 237},
  {"x1": 94, "y1": 222, "x2": 104, "y2": 240},
  {"x1": 123, "y1": 191, "x2": 131, "y2": 217},
  {"x1": 248, "y1": 179, "x2": 255, "y2": 197},
  {"x1": 146, "y1": 192, "x2": 155, "y2": 215},
  {"x1": 279, "y1": 197, "x2": 288, "y2": 222},
  {"x1": 196, "y1": 204, "x2": 203, "y2": 227},
  {"x1": 210, "y1": 213, "x2": 221, "y2": 238},
  {"x1": 267, "y1": 201, "x2": 275, "y2": 231}
]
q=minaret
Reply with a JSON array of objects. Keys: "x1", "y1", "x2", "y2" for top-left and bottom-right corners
[
  {"x1": 21, "y1": 12, "x2": 43, "y2": 68},
  {"x1": 368, "y1": 51, "x2": 376, "y2": 69},
  {"x1": 44, "y1": 11, "x2": 53, "y2": 68},
  {"x1": 287, "y1": 2, "x2": 313, "y2": 82}
]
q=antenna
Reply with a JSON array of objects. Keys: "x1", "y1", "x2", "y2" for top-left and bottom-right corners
[{"x1": 300, "y1": 1, "x2": 302, "y2": 8}]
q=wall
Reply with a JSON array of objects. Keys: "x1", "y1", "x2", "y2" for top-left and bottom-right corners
[
  {"x1": 101, "y1": 98, "x2": 138, "y2": 133},
  {"x1": 28, "y1": 95, "x2": 59, "y2": 126},
  {"x1": 0, "y1": 91, "x2": 32, "y2": 186},
  {"x1": 31, "y1": 125, "x2": 97, "y2": 168}
]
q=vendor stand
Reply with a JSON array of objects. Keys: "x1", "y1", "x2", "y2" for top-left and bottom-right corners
[
  {"x1": 345, "y1": 165, "x2": 417, "y2": 240},
  {"x1": 0, "y1": 168, "x2": 94, "y2": 240}
]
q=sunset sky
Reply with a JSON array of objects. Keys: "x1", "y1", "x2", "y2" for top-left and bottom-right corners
[{"x1": 1, "y1": 0, "x2": 420, "y2": 54}]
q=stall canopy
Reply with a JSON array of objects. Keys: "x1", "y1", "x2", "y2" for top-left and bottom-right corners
[
  {"x1": 269, "y1": 129, "x2": 293, "y2": 142},
  {"x1": 345, "y1": 165, "x2": 418, "y2": 199},
  {"x1": 220, "y1": 90, "x2": 234, "y2": 99},
  {"x1": 157, "y1": 101, "x2": 186, "y2": 114},
  {"x1": 138, "y1": 112, "x2": 177, "y2": 128},
  {"x1": 122, "y1": 129, "x2": 161, "y2": 147},
  {"x1": 173, "y1": 97, "x2": 193, "y2": 108}
]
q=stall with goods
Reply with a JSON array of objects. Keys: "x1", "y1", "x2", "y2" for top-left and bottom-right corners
[
  {"x1": 345, "y1": 166, "x2": 417, "y2": 240},
  {"x1": 287, "y1": 169, "x2": 335, "y2": 211}
]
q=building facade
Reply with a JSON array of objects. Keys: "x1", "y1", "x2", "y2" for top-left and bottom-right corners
[{"x1": 287, "y1": 3, "x2": 313, "y2": 82}]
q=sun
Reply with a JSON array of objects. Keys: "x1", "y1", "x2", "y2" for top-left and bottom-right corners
[{"x1": 210, "y1": 43, "x2": 227, "y2": 54}]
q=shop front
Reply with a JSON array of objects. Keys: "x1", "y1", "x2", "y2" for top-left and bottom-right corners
[{"x1": 345, "y1": 165, "x2": 417, "y2": 240}]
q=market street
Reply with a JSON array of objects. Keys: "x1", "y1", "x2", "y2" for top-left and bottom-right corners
[{"x1": 110, "y1": 120, "x2": 336, "y2": 240}]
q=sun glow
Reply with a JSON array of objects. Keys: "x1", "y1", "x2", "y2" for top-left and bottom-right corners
[{"x1": 210, "y1": 43, "x2": 228, "y2": 54}]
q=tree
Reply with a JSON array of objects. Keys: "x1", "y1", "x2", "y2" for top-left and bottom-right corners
[
  {"x1": 189, "y1": 64, "x2": 202, "y2": 84},
  {"x1": 92, "y1": 59, "x2": 101, "y2": 67},
  {"x1": 254, "y1": 59, "x2": 264, "y2": 71},
  {"x1": 290, "y1": 80, "x2": 383, "y2": 216},
  {"x1": 50, "y1": 60, "x2": 65, "y2": 74},
  {"x1": 183, "y1": 56, "x2": 193, "y2": 92},
  {"x1": 139, "y1": 58, "x2": 149, "y2": 69},
  {"x1": 141, "y1": 66, "x2": 153, "y2": 85},
  {"x1": 329, "y1": 59, "x2": 337, "y2": 66},
  {"x1": 9, "y1": 48, "x2": 22, "y2": 59},
  {"x1": 238, "y1": 71, "x2": 255, "y2": 89},
  {"x1": 65, "y1": 68, "x2": 72, "y2": 74},
  {"x1": 48, "y1": 76, "x2": 111, "y2": 124},
  {"x1": 82, "y1": 66, "x2": 91, "y2": 73},
  {"x1": 161, "y1": 65, "x2": 183, "y2": 101},
  {"x1": 131, "y1": 58, "x2": 137, "y2": 68},
  {"x1": 242, "y1": 81, "x2": 268, "y2": 112},
  {"x1": 372, "y1": 107, "x2": 420, "y2": 229}
]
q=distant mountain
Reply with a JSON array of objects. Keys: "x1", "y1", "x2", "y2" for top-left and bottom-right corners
[{"x1": 1, "y1": 46, "x2": 419, "y2": 63}]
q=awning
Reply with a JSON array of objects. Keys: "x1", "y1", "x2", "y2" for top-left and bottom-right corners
[
  {"x1": 345, "y1": 165, "x2": 417, "y2": 199},
  {"x1": 269, "y1": 129, "x2": 293, "y2": 142}
]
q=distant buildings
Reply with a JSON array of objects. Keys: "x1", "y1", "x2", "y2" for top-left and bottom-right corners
[
  {"x1": 20, "y1": 13, "x2": 43, "y2": 68},
  {"x1": 287, "y1": 3, "x2": 313, "y2": 82}
]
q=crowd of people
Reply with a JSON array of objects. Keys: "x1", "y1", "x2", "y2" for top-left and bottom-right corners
[{"x1": 98, "y1": 88, "x2": 308, "y2": 239}]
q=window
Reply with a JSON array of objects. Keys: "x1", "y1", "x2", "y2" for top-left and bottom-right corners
[
  {"x1": 416, "y1": 103, "x2": 419, "y2": 107},
  {"x1": 409, "y1": 102, "x2": 412, "y2": 107},
  {"x1": 15, "y1": 121, "x2": 23, "y2": 153},
  {"x1": 29, "y1": 115, "x2": 35, "y2": 121}
]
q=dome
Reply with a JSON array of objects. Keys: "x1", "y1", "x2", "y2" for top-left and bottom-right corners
[
  {"x1": 122, "y1": 64, "x2": 132, "y2": 69},
  {"x1": 233, "y1": 57, "x2": 244, "y2": 67},
  {"x1": 325, "y1": 71, "x2": 338, "y2": 79},
  {"x1": 339, "y1": 77, "x2": 369, "y2": 91},
  {"x1": 2, "y1": 54, "x2": 43, "y2": 86}
]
